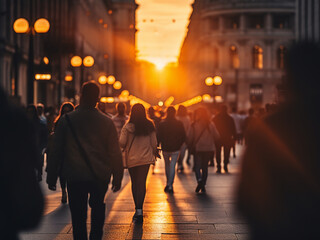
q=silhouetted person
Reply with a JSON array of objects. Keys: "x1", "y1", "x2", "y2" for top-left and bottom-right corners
[
  {"x1": 112, "y1": 102, "x2": 129, "y2": 137},
  {"x1": 237, "y1": 42, "x2": 320, "y2": 240},
  {"x1": 26, "y1": 104, "x2": 48, "y2": 181},
  {"x1": 47, "y1": 102, "x2": 75, "y2": 204},
  {"x1": 157, "y1": 106, "x2": 186, "y2": 193},
  {"x1": 45, "y1": 106, "x2": 56, "y2": 134},
  {"x1": 37, "y1": 103, "x2": 47, "y2": 125},
  {"x1": 47, "y1": 81, "x2": 123, "y2": 240},
  {"x1": 119, "y1": 103, "x2": 157, "y2": 223},
  {"x1": 148, "y1": 106, "x2": 161, "y2": 130},
  {"x1": 188, "y1": 107, "x2": 219, "y2": 193},
  {"x1": 213, "y1": 105, "x2": 236, "y2": 173},
  {"x1": 230, "y1": 107, "x2": 244, "y2": 158},
  {"x1": 0, "y1": 88, "x2": 44, "y2": 240},
  {"x1": 243, "y1": 108, "x2": 256, "y2": 145},
  {"x1": 176, "y1": 105, "x2": 191, "y2": 172}
]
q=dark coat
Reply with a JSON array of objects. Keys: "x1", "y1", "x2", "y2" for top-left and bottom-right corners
[
  {"x1": 213, "y1": 112, "x2": 236, "y2": 147},
  {"x1": 157, "y1": 118, "x2": 186, "y2": 152}
]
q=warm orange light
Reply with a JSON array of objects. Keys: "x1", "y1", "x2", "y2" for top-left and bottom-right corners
[
  {"x1": 120, "y1": 90, "x2": 129, "y2": 97},
  {"x1": 83, "y1": 56, "x2": 94, "y2": 67},
  {"x1": 43, "y1": 57, "x2": 49, "y2": 65},
  {"x1": 103, "y1": 24, "x2": 108, "y2": 29},
  {"x1": 202, "y1": 94, "x2": 211, "y2": 102},
  {"x1": 213, "y1": 76, "x2": 222, "y2": 86},
  {"x1": 35, "y1": 74, "x2": 51, "y2": 80},
  {"x1": 99, "y1": 19, "x2": 103, "y2": 24},
  {"x1": 215, "y1": 96, "x2": 223, "y2": 102},
  {"x1": 107, "y1": 75, "x2": 116, "y2": 85},
  {"x1": 13, "y1": 18, "x2": 29, "y2": 33},
  {"x1": 65, "y1": 75, "x2": 73, "y2": 82},
  {"x1": 100, "y1": 97, "x2": 115, "y2": 103},
  {"x1": 108, "y1": 10, "x2": 113, "y2": 15},
  {"x1": 113, "y1": 81, "x2": 122, "y2": 90},
  {"x1": 34, "y1": 18, "x2": 50, "y2": 33},
  {"x1": 164, "y1": 96, "x2": 174, "y2": 107},
  {"x1": 158, "y1": 101, "x2": 164, "y2": 107},
  {"x1": 98, "y1": 75, "x2": 108, "y2": 85},
  {"x1": 71, "y1": 56, "x2": 82, "y2": 67},
  {"x1": 205, "y1": 77, "x2": 214, "y2": 86}
]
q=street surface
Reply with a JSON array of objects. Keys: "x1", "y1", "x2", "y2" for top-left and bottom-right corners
[{"x1": 20, "y1": 145, "x2": 249, "y2": 240}]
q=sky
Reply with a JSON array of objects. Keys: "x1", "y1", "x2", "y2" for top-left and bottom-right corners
[{"x1": 136, "y1": 0, "x2": 194, "y2": 69}]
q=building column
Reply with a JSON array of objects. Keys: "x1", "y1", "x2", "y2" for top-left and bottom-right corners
[{"x1": 266, "y1": 13, "x2": 272, "y2": 33}]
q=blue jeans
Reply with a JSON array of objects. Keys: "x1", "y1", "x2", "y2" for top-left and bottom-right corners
[{"x1": 163, "y1": 151, "x2": 180, "y2": 188}]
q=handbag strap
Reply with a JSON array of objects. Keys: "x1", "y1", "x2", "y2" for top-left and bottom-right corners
[
  {"x1": 193, "y1": 123, "x2": 209, "y2": 146},
  {"x1": 65, "y1": 114, "x2": 103, "y2": 182}
]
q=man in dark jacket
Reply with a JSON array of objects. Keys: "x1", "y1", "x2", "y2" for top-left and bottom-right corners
[
  {"x1": 213, "y1": 105, "x2": 236, "y2": 173},
  {"x1": 157, "y1": 106, "x2": 186, "y2": 193},
  {"x1": 47, "y1": 81, "x2": 123, "y2": 240}
]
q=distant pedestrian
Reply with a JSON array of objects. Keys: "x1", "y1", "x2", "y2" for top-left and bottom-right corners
[
  {"x1": 37, "y1": 103, "x2": 47, "y2": 125},
  {"x1": 230, "y1": 107, "x2": 244, "y2": 158},
  {"x1": 213, "y1": 105, "x2": 236, "y2": 173},
  {"x1": 47, "y1": 81, "x2": 123, "y2": 240},
  {"x1": 119, "y1": 103, "x2": 157, "y2": 223},
  {"x1": 0, "y1": 88, "x2": 44, "y2": 240},
  {"x1": 176, "y1": 105, "x2": 191, "y2": 172},
  {"x1": 243, "y1": 108, "x2": 256, "y2": 145},
  {"x1": 157, "y1": 106, "x2": 186, "y2": 193},
  {"x1": 188, "y1": 107, "x2": 219, "y2": 193},
  {"x1": 112, "y1": 102, "x2": 129, "y2": 137},
  {"x1": 47, "y1": 102, "x2": 75, "y2": 204},
  {"x1": 148, "y1": 106, "x2": 161, "y2": 130},
  {"x1": 26, "y1": 104, "x2": 48, "y2": 181},
  {"x1": 45, "y1": 106, "x2": 57, "y2": 134}
]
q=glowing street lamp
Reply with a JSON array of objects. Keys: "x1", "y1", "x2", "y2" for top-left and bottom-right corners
[
  {"x1": 13, "y1": 17, "x2": 50, "y2": 104},
  {"x1": 205, "y1": 77, "x2": 214, "y2": 86},
  {"x1": 98, "y1": 75, "x2": 108, "y2": 85},
  {"x1": 107, "y1": 75, "x2": 116, "y2": 85},
  {"x1": 70, "y1": 56, "x2": 82, "y2": 67},
  {"x1": 113, "y1": 81, "x2": 122, "y2": 90},
  {"x1": 204, "y1": 75, "x2": 223, "y2": 105},
  {"x1": 83, "y1": 56, "x2": 94, "y2": 67},
  {"x1": 213, "y1": 76, "x2": 222, "y2": 86}
]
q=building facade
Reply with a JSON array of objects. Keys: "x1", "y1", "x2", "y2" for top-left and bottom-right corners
[
  {"x1": 179, "y1": 0, "x2": 296, "y2": 111},
  {"x1": 0, "y1": 0, "x2": 137, "y2": 107}
]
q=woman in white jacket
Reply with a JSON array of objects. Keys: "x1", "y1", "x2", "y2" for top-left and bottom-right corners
[{"x1": 119, "y1": 103, "x2": 157, "y2": 223}]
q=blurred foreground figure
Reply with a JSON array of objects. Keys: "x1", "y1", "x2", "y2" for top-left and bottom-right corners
[
  {"x1": 237, "y1": 42, "x2": 320, "y2": 239},
  {"x1": 47, "y1": 81, "x2": 123, "y2": 240},
  {"x1": 0, "y1": 88, "x2": 44, "y2": 240}
]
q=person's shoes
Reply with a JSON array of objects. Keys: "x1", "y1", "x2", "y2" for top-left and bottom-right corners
[
  {"x1": 61, "y1": 191, "x2": 67, "y2": 204},
  {"x1": 216, "y1": 167, "x2": 221, "y2": 173},
  {"x1": 195, "y1": 182, "x2": 202, "y2": 193},
  {"x1": 164, "y1": 186, "x2": 169, "y2": 192},
  {"x1": 132, "y1": 214, "x2": 143, "y2": 224},
  {"x1": 224, "y1": 166, "x2": 229, "y2": 173},
  {"x1": 208, "y1": 161, "x2": 214, "y2": 167},
  {"x1": 168, "y1": 187, "x2": 174, "y2": 194},
  {"x1": 201, "y1": 186, "x2": 206, "y2": 193}
]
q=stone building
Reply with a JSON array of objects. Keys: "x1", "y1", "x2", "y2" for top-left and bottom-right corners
[
  {"x1": 0, "y1": 0, "x2": 137, "y2": 107},
  {"x1": 179, "y1": 0, "x2": 296, "y2": 111}
]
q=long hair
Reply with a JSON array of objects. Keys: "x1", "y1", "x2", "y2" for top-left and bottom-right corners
[
  {"x1": 129, "y1": 103, "x2": 155, "y2": 136},
  {"x1": 194, "y1": 107, "x2": 211, "y2": 125},
  {"x1": 54, "y1": 102, "x2": 75, "y2": 125}
]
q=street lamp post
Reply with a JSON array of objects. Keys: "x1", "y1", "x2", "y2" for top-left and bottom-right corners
[
  {"x1": 205, "y1": 75, "x2": 223, "y2": 105},
  {"x1": 13, "y1": 17, "x2": 50, "y2": 104}
]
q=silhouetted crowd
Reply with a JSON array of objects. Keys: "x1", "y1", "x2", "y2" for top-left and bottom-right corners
[{"x1": 2, "y1": 42, "x2": 320, "y2": 240}]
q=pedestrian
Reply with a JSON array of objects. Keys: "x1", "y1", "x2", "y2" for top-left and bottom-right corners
[
  {"x1": 213, "y1": 105, "x2": 236, "y2": 173},
  {"x1": 112, "y1": 102, "x2": 129, "y2": 137},
  {"x1": 176, "y1": 105, "x2": 191, "y2": 172},
  {"x1": 45, "y1": 106, "x2": 57, "y2": 134},
  {"x1": 243, "y1": 108, "x2": 256, "y2": 145},
  {"x1": 26, "y1": 104, "x2": 48, "y2": 181},
  {"x1": 119, "y1": 103, "x2": 157, "y2": 223},
  {"x1": 47, "y1": 102, "x2": 75, "y2": 204},
  {"x1": 37, "y1": 103, "x2": 47, "y2": 125},
  {"x1": 230, "y1": 107, "x2": 243, "y2": 158},
  {"x1": 148, "y1": 106, "x2": 161, "y2": 130},
  {"x1": 0, "y1": 88, "x2": 44, "y2": 240},
  {"x1": 157, "y1": 106, "x2": 186, "y2": 193},
  {"x1": 47, "y1": 81, "x2": 123, "y2": 240},
  {"x1": 188, "y1": 107, "x2": 220, "y2": 193},
  {"x1": 237, "y1": 42, "x2": 320, "y2": 240}
]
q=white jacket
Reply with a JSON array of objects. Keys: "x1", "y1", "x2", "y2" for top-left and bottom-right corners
[{"x1": 119, "y1": 123, "x2": 157, "y2": 168}]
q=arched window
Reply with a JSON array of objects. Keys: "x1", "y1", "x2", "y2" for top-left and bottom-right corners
[
  {"x1": 252, "y1": 45, "x2": 263, "y2": 69},
  {"x1": 213, "y1": 47, "x2": 219, "y2": 69},
  {"x1": 230, "y1": 45, "x2": 240, "y2": 69},
  {"x1": 277, "y1": 45, "x2": 287, "y2": 69}
]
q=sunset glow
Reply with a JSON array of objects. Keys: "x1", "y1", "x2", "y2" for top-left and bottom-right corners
[{"x1": 136, "y1": 0, "x2": 194, "y2": 67}]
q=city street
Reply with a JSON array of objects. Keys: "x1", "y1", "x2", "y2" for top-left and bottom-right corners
[{"x1": 20, "y1": 145, "x2": 249, "y2": 240}]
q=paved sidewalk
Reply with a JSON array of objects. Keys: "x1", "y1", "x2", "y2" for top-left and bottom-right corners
[{"x1": 20, "y1": 145, "x2": 249, "y2": 240}]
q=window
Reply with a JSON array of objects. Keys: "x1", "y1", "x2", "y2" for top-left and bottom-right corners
[
  {"x1": 247, "y1": 14, "x2": 265, "y2": 29},
  {"x1": 252, "y1": 46, "x2": 263, "y2": 69},
  {"x1": 225, "y1": 15, "x2": 240, "y2": 29},
  {"x1": 250, "y1": 84, "x2": 263, "y2": 103},
  {"x1": 273, "y1": 14, "x2": 294, "y2": 29},
  {"x1": 210, "y1": 17, "x2": 219, "y2": 30},
  {"x1": 277, "y1": 45, "x2": 287, "y2": 69},
  {"x1": 229, "y1": 45, "x2": 240, "y2": 69}
]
